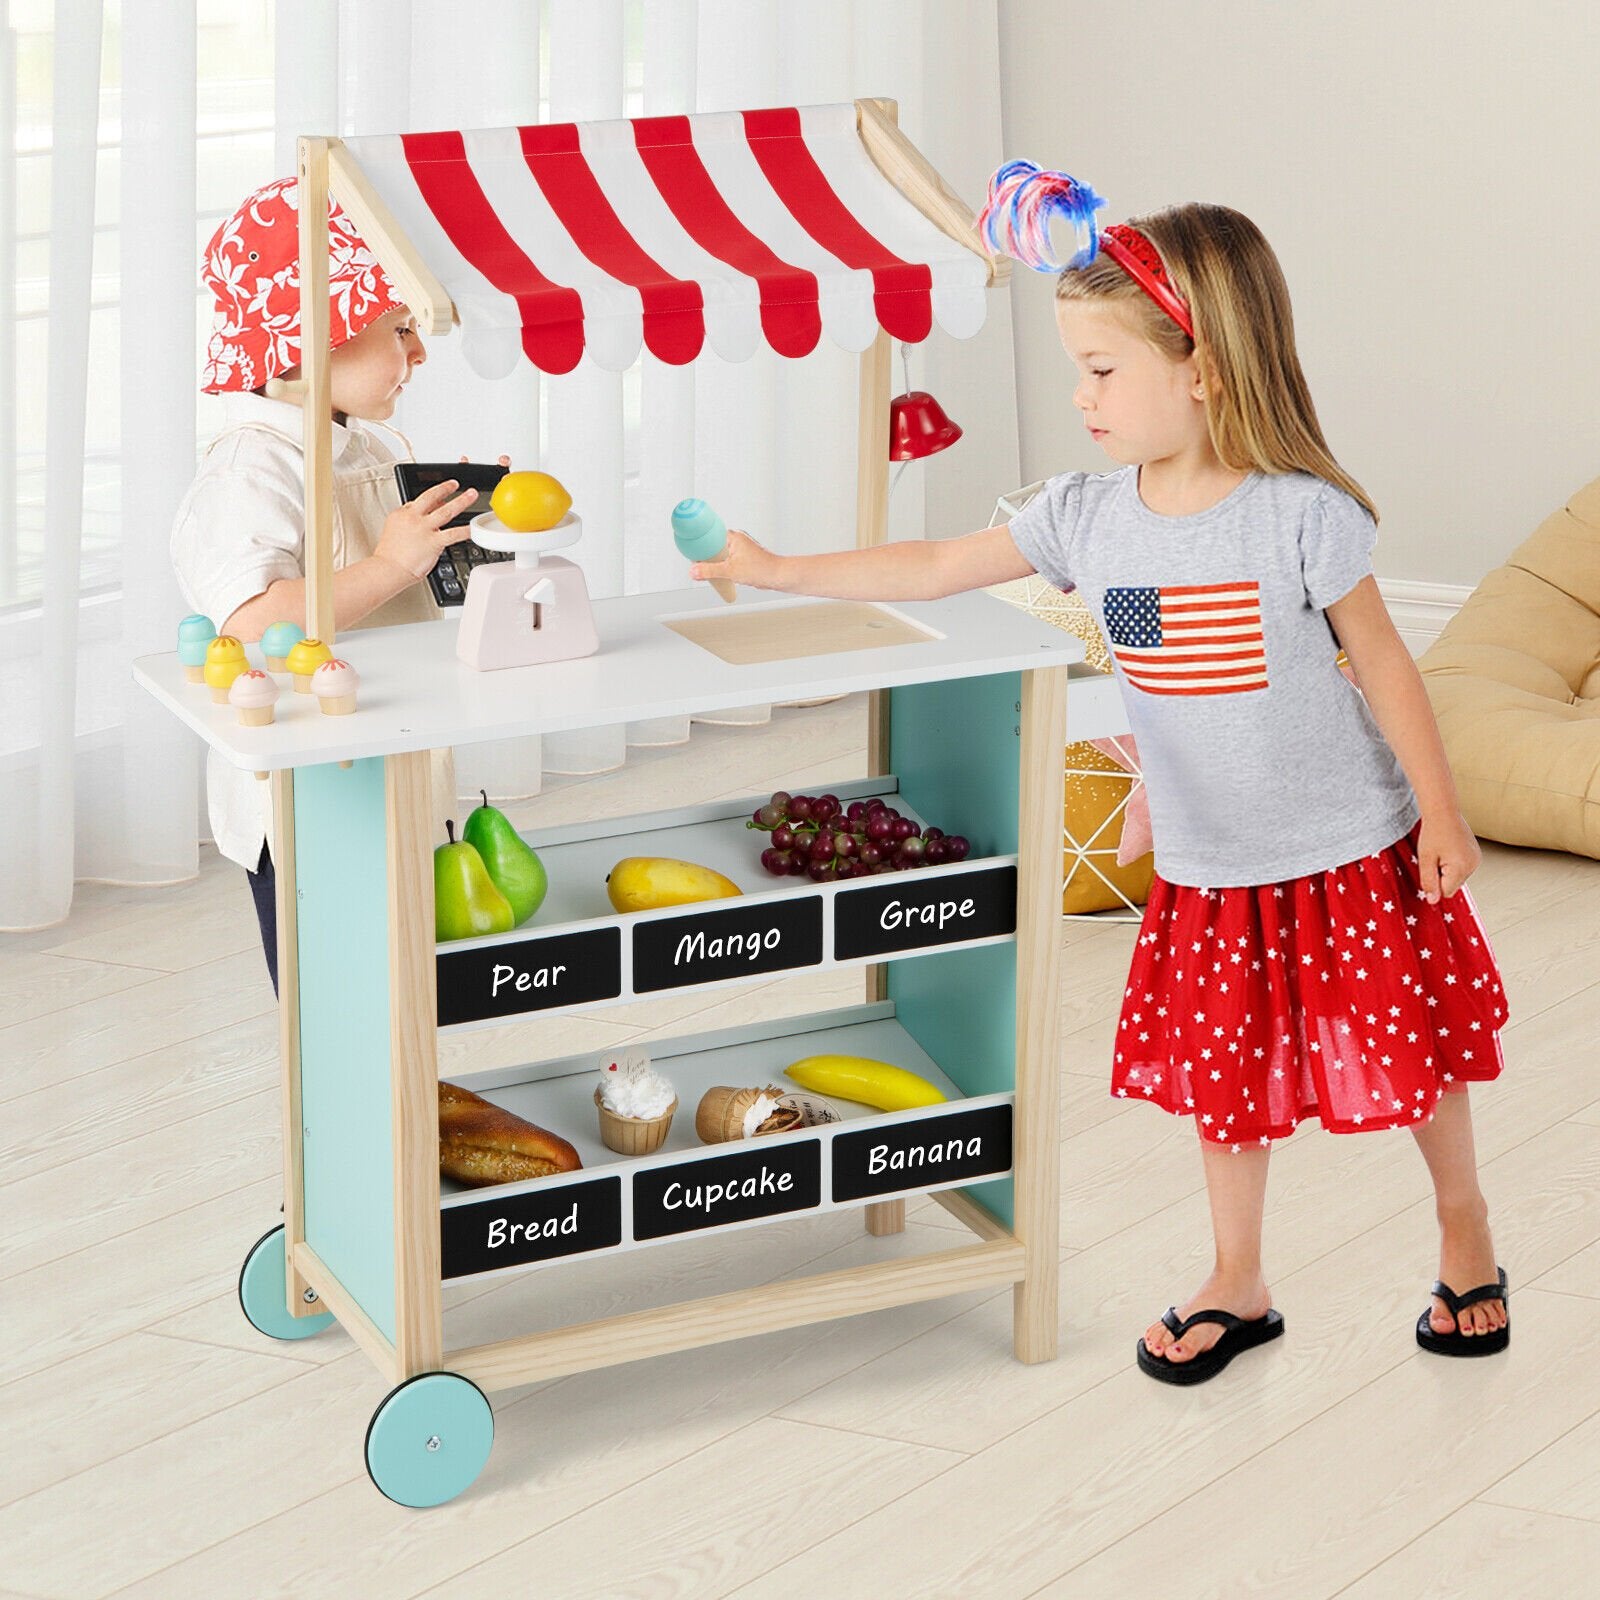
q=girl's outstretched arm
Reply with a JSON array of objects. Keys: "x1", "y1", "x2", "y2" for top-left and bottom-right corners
[
  {"x1": 690, "y1": 523, "x2": 1037, "y2": 602},
  {"x1": 1325, "y1": 576, "x2": 1481, "y2": 903}
]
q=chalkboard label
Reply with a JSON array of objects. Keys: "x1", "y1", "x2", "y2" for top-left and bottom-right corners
[
  {"x1": 437, "y1": 926, "x2": 622, "y2": 1027},
  {"x1": 832, "y1": 1103, "x2": 1013, "y2": 1203},
  {"x1": 633, "y1": 895, "x2": 822, "y2": 993},
  {"x1": 833, "y1": 864, "x2": 1016, "y2": 962},
  {"x1": 440, "y1": 1175, "x2": 622, "y2": 1279},
  {"x1": 632, "y1": 1138, "x2": 821, "y2": 1240}
]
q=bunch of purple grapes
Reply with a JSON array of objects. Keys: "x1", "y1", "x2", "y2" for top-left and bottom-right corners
[{"x1": 748, "y1": 791, "x2": 970, "y2": 882}]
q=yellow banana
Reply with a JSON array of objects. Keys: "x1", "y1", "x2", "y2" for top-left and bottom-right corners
[
  {"x1": 606, "y1": 856, "x2": 742, "y2": 914},
  {"x1": 783, "y1": 1053, "x2": 945, "y2": 1111}
]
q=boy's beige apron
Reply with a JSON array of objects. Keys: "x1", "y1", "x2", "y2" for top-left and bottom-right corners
[{"x1": 207, "y1": 415, "x2": 458, "y2": 849}]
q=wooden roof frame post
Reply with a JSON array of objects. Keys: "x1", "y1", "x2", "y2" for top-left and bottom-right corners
[{"x1": 297, "y1": 135, "x2": 336, "y2": 646}]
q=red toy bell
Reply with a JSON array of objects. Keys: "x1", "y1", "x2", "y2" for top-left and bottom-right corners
[{"x1": 888, "y1": 390, "x2": 963, "y2": 461}]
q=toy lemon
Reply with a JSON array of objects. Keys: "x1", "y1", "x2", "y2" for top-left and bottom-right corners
[
  {"x1": 285, "y1": 637, "x2": 334, "y2": 694},
  {"x1": 490, "y1": 471, "x2": 572, "y2": 533}
]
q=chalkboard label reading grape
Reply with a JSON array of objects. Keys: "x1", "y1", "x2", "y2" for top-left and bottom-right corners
[
  {"x1": 440, "y1": 1176, "x2": 622, "y2": 1279},
  {"x1": 436, "y1": 926, "x2": 622, "y2": 1027},
  {"x1": 832, "y1": 1103, "x2": 1013, "y2": 1202},
  {"x1": 833, "y1": 864, "x2": 1016, "y2": 961},
  {"x1": 632, "y1": 1138, "x2": 822, "y2": 1239},
  {"x1": 633, "y1": 896, "x2": 822, "y2": 993}
]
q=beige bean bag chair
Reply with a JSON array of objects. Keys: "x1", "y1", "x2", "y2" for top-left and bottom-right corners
[{"x1": 1419, "y1": 475, "x2": 1600, "y2": 858}]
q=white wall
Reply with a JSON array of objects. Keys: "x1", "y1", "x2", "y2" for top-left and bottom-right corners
[{"x1": 996, "y1": 0, "x2": 1600, "y2": 590}]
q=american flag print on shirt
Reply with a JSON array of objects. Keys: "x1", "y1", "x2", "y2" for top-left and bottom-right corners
[{"x1": 1103, "y1": 582, "x2": 1269, "y2": 696}]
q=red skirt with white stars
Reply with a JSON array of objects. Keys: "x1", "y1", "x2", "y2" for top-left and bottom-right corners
[{"x1": 1110, "y1": 820, "x2": 1507, "y2": 1148}]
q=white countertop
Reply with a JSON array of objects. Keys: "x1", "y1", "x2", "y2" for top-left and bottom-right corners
[{"x1": 133, "y1": 586, "x2": 1090, "y2": 772}]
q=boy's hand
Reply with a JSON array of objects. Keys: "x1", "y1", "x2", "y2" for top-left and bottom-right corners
[
  {"x1": 376, "y1": 479, "x2": 479, "y2": 578},
  {"x1": 1416, "y1": 810, "x2": 1482, "y2": 904},
  {"x1": 689, "y1": 527, "x2": 785, "y2": 592}
]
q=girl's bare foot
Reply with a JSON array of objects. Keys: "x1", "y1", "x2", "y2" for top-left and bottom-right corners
[
  {"x1": 1141, "y1": 1268, "x2": 1273, "y2": 1365},
  {"x1": 1430, "y1": 1197, "x2": 1506, "y2": 1337}
]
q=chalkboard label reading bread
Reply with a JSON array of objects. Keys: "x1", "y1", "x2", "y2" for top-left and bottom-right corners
[
  {"x1": 832, "y1": 1103, "x2": 1013, "y2": 1203},
  {"x1": 833, "y1": 864, "x2": 1016, "y2": 961},
  {"x1": 632, "y1": 1138, "x2": 821, "y2": 1240},
  {"x1": 440, "y1": 1175, "x2": 622, "y2": 1279},
  {"x1": 436, "y1": 926, "x2": 621, "y2": 1027},
  {"x1": 632, "y1": 895, "x2": 822, "y2": 993}
]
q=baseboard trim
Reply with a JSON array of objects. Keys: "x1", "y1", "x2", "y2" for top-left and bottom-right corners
[{"x1": 1379, "y1": 578, "x2": 1472, "y2": 653}]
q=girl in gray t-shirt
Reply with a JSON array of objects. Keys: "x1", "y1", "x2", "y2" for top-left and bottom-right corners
[{"x1": 691, "y1": 173, "x2": 1510, "y2": 1382}]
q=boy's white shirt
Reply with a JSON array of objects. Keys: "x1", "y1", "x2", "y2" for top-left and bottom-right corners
[{"x1": 170, "y1": 391, "x2": 446, "y2": 872}]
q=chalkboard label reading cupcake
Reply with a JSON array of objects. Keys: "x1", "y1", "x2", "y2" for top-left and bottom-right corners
[{"x1": 632, "y1": 1139, "x2": 822, "y2": 1239}]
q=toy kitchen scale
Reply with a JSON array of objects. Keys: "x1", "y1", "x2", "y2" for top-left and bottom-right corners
[{"x1": 456, "y1": 507, "x2": 598, "y2": 671}]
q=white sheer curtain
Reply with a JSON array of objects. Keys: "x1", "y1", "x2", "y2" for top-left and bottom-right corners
[{"x1": 0, "y1": 0, "x2": 1013, "y2": 931}]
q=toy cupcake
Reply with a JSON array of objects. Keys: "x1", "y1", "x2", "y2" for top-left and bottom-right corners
[
  {"x1": 228, "y1": 668, "x2": 279, "y2": 726},
  {"x1": 284, "y1": 636, "x2": 333, "y2": 693},
  {"x1": 176, "y1": 614, "x2": 216, "y2": 684},
  {"x1": 695, "y1": 1085, "x2": 804, "y2": 1144},
  {"x1": 594, "y1": 1048, "x2": 677, "y2": 1156},
  {"x1": 203, "y1": 635, "x2": 248, "y2": 703},
  {"x1": 261, "y1": 619, "x2": 306, "y2": 672},
  {"x1": 311, "y1": 657, "x2": 359, "y2": 715}
]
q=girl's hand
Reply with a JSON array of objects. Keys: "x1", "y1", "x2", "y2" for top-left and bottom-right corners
[
  {"x1": 461, "y1": 454, "x2": 513, "y2": 469},
  {"x1": 1416, "y1": 810, "x2": 1482, "y2": 904},
  {"x1": 376, "y1": 478, "x2": 479, "y2": 578},
  {"x1": 689, "y1": 527, "x2": 786, "y2": 592}
]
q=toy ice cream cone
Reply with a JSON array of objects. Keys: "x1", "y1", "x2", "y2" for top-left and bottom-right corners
[
  {"x1": 203, "y1": 636, "x2": 248, "y2": 703},
  {"x1": 228, "y1": 669, "x2": 279, "y2": 727},
  {"x1": 311, "y1": 657, "x2": 359, "y2": 716},
  {"x1": 177, "y1": 614, "x2": 216, "y2": 684},
  {"x1": 671, "y1": 498, "x2": 737, "y2": 604},
  {"x1": 285, "y1": 637, "x2": 333, "y2": 693},
  {"x1": 261, "y1": 619, "x2": 306, "y2": 673},
  {"x1": 694, "y1": 1084, "x2": 802, "y2": 1143}
]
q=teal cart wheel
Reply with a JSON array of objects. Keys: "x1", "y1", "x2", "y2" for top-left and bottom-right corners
[
  {"x1": 238, "y1": 1226, "x2": 335, "y2": 1341},
  {"x1": 365, "y1": 1373, "x2": 494, "y2": 1508}
]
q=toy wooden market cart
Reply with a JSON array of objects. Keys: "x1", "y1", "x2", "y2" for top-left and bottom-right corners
[{"x1": 134, "y1": 100, "x2": 1109, "y2": 1507}]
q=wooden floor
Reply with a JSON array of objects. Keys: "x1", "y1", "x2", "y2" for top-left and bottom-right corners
[{"x1": 4, "y1": 694, "x2": 1599, "y2": 1599}]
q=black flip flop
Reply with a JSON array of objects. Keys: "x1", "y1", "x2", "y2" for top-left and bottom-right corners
[
  {"x1": 1416, "y1": 1266, "x2": 1509, "y2": 1356},
  {"x1": 1136, "y1": 1305, "x2": 1285, "y2": 1385}
]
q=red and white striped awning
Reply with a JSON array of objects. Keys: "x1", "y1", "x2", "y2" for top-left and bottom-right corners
[{"x1": 341, "y1": 104, "x2": 991, "y2": 377}]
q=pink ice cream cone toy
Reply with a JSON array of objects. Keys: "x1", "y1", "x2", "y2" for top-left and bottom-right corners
[
  {"x1": 311, "y1": 657, "x2": 359, "y2": 716},
  {"x1": 285, "y1": 636, "x2": 333, "y2": 693},
  {"x1": 228, "y1": 668, "x2": 279, "y2": 727},
  {"x1": 203, "y1": 635, "x2": 248, "y2": 703}
]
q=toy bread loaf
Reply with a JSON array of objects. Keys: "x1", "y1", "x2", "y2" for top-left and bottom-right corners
[{"x1": 438, "y1": 1080, "x2": 581, "y2": 1187}]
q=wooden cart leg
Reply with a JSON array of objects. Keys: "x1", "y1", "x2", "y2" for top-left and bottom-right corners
[
  {"x1": 386, "y1": 750, "x2": 444, "y2": 1377},
  {"x1": 857, "y1": 327, "x2": 906, "y2": 1240},
  {"x1": 271, "y1": 770, "x2": 317, "y2": 1318},
  {"x1": 1012, "y1": 667, "x2": 1066, "y2": 1362}
]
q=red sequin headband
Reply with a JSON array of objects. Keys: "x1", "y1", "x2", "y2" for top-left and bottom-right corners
[{"x1": 1099, "y1": 224, "x2": 1194, "y2": 340}]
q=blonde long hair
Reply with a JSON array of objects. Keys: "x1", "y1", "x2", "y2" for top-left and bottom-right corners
[{"x1": 1056, "y1": 204, "x2": 1377, "y2": 522}]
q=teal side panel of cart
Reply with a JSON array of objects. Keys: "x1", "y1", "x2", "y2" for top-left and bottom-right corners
[
  {"x1": 887, "y1": 672, "x2": 1023, "y2": 1229},
  {"x1": 294, "y1": 758, "x2": 397, "y2": 1343}
]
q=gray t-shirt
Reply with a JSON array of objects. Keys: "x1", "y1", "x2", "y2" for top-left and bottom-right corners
[{"x1": 1006, "y1": 466, "x2": 1418, "y2": 887}]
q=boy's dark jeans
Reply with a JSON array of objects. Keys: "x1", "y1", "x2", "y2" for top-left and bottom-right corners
[{"x1": 246, "y1": 840, "x2": 279, "y2": 997}]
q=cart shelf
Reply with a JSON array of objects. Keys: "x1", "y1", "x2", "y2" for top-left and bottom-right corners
[
  {"x1": 439, "y1": 1004, "x2": 1012, "y2": 1283},
  {"x1": 438, "y1": 777, "x2": 1017, "y2": 1029}
]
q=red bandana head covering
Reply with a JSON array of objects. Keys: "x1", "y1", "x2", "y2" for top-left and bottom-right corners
[{"x1": 199, "y1": 176, "x2": 404, "y2": 394}]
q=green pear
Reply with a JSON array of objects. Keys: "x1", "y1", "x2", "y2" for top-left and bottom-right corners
[
  {"x1": 462, "y1": 790, "x2": 548, "y2": 926},
  {"x1": 434, "y1": 819, "x2": 515, "y2": 943}
]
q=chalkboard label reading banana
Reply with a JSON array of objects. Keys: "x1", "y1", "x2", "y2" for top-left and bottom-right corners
[
  {"x1": 833, "y1": 864, "x2": 1016, "y2": 961},
  {"x1": 832, "y1": 1103, "x2": 1013, "y2": 1202}
]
